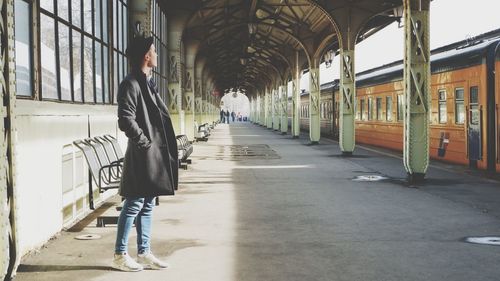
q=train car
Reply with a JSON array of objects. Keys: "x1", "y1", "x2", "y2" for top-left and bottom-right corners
[{"x1": 300, "y1": 29, "x2": 500, "y2": 172}]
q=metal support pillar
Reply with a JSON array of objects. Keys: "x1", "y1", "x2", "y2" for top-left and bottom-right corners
[
  {"x1": 292, "y1": 52, "x2": 300, "y2": 138},
  {"x1": 403, "y1": 0, "x2": 431, "y2": 183},
  {"x1": 184, "y1": 68, "x2": 195, "y2": 141},
  {"x1": 260, "y1": 94, "x2": 265, "y2": 125},
  {"x1": 281, "y1": 83, "x2": 288, "y2": 134},
  {"x1": 1, "y1": 1, "x2": 19, "y2": 279},
  {"x1": 339, "y1": 49, "x2": 356, "y2": 154},
  {"x1": 309, "y1": 66, "x2": 320, "y2": 143},
  {"x1": 266, "y1": 90, "x2": 273, "y2": 129},
  {"x1": 273, "y1": 88, "x2": 280, "y2": 131}
]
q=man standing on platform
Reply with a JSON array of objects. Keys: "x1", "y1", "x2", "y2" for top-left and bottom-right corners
[{"x1": 113, "y1": 34, "x2": 178, "y2": 272}]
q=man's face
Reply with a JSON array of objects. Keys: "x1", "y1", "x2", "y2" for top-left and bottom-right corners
[{"x1": 145, "y1": 44, "x2": 157, "y2": 68}]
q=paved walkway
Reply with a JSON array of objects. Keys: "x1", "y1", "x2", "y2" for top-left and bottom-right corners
[{"x1": 15, "y1": 122, "x2": 500, "y2": 281}]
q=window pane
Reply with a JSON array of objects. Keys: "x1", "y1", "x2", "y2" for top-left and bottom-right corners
[
  {"x1": 95, "y1": 41, "x2": 103, "y2": 103},
  {"x1": 40, "y1": 14, "x2": 58, "y2": 99},
  {"x1": 71, "y1": 0, "x2": 81, "y2": 28},
  {"x1": 368, "y1": 98, "x2": 372, "y2": 120},
  {"x1": 113, "y1": 1, "x2": 117, "y2": 47},
  {"x1": 57, "y1": 0, "x2": 69, "y2": 21},
  {"x1": 376, "y1": 97, "x2": 382, "y2": 120},
  {"x1": 102, "y1": 0, "x2": 108, "y2": 43},
  {"x1": 103, "y1": 46, "x2": 109, "y2": 103},
  {"x1": 83, "y1": 0, "x2": 92, "y2": 34},
  {"x1": 113, "y1": 50, "x2": 118, "y2": 104},
  {"x1": 58, "y1": 23, "x2": 71, "y2": 101},
  {"x1": 83, "y1": 35, "x2": 94, "y2": 102},
  {"x1": 470, "y1": 86, "x2": 478, "y2": 104},
  {"x1": 439, "y1": 103, "x2": 447, "y2": 123},
  {"x1": 123, "y1": 5, "x2": 128, "y2": 51},
  {"x1": 455, "y1": 88, "x2": 464, "y2": 100},
  {"x1": 456, "y1": 103, "x2": 465, "y2": 124},
  {"x1": 397, "y1": 95, "x2": 404, "y2": 121},
  {"x1": 118, "y1": 3, "x2": 122, "y2": 51},
  {"x1": 15, "y1": 0, "x2": 33, "y2": 97},
  {"x1": 93, "y1": 0, "x2": 101, "y2": 39},
  {"x1": 386, "y1": 96, "x2": 392, "y2": 121},
  {"x1": 72, "y1": 31, "x2": 82, "y2": 102},
  {"x1": 40, "y1": 0, "x2": 53, "y2": 13}
]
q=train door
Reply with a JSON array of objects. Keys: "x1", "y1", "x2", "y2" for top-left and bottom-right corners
[{"x1": 468, "y1": 86, "x2": 481, "y2": 166}]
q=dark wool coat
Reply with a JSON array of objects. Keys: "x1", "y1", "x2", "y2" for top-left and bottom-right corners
[{"x1": 117, "y1": 70, "x2": 178, "y2": 197}]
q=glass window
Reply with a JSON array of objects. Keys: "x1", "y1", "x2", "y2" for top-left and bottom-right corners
[
  {"x1": 360, "y1": 99, "x2": 365, "y2": 120},
  {"x1": 455, "y1": 88, "x2": 465, "y2": 124},
  {"x1": 93, "y1": 0, "x2": 101, "y2": 39},
  {"x1": 40, "y1": 0, "x2": 53, "y2": 13},
  {"x1": 368, "y1": 97, "x2": 373, "y2": 120},
  {"x1": 386, "y1": 96, "x2": 392, "y2": 121},
  {"x1": 102, "y1": 1, "x2": 108, "y2": 43},
  {"x1": 94, "y1": 41, "x2": 102, "y2": 103},
  {"x1": 58, "y1": 23, "x2": 71, "y2": 101},
  {"x1": 83, "y1": 35, "x2": 94, "y2": 102},
  {"x1": 103, "y1": 46, "x2": 109, "y2": 103},
  {"x1": 470, "y1": 86, "x2": 478, "y2": 104},
  {"x1": 438, "y1": 89, "x2": 447, "y2": 123},
  {"x1": 376, "y1": 97, "x2": 382, "y2": 120},
  {"x1": 14, "y1": 0, "x2": 33, "y2": 97},
  {"x1": 397, "y1": 94, "x2": 404, "y2": 121},
  {"x1": 72, "y1": 32, "x2": 83, "y2": 102},
  {"x1": 83, "y1": 0, "x2": 92, "y2": 34},
  {"x1": 71, "y1": 0, "x2": 81, "y2": 28},
  {"x1": 40, "y1": 14, "x2": 58, "y2": 99},
  {"x1": 57, "y1": 0, "x2": 69, "y2": 21}
]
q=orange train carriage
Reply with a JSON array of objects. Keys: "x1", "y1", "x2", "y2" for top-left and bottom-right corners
[{"x1": 294, "y1": 29, "x2": 500, "y2": 172}]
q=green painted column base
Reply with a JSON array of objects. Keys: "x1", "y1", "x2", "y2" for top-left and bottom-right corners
[{"x1": 407, "y1": 173, "x2": 425, "y2": 185}]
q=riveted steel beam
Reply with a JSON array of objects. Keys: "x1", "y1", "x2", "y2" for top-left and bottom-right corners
[{"x1": 403, "y1": 0, "x2": 431, "y2": 183}]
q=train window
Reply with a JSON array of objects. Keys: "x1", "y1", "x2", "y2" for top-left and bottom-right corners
[
  {"x1": 470, "y1": 86, "x2": 479, "y2": 104},
  {"x1": 397, "y1": 94, "x2": 404, "y2": 121},
  {"x1": 455, "y1": 88, "x2": 465, "y2": 124},
  {"x1": 386, "y1": 96, "x2": 392, "y2": 121},
  {"x1": 360, "y1": 99, "x2": 365, "y2": 120},
  {"x1": 376, "y1": 97, "x2": 383, "y2": 120},
  {"x1": 14, "y1": 0, "x2": 33, "y2": 97},
  {"x1": 438, "y1": 89, "x2": 447, "y2": 123},
  {"x1": 368, "y1": 97, "x2": 373, "y2": 120}
]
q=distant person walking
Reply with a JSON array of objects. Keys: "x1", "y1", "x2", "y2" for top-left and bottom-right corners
[
  {"x1": 114, "y1": 34, "x2": 177, "y2": 272},
  {"x1": 231, "y1": 111, "x2": 235, "y2": 122},
  {"x1": 225, "y1": 109, "x2": 230, "y2": 124}
]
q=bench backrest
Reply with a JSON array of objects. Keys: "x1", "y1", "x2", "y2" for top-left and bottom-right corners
[
  {"x1": 94, "y1": 136, "x2": 121, "y2": 163},
  {"x1": 103, "y1": 135, "x2": 124, "y2": 160},
  {"x1": 73, "y1": 140, "x2": 102, "y2": 185}
]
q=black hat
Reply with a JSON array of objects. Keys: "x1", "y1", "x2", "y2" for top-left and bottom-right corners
[{"x1": 126, "y1": 35, "x2": 154, "y2": 61}]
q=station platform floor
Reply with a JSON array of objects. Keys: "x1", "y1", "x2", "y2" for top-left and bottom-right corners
[{"x1": 15, "y1": 122, "x2": 500, "y2": 281}]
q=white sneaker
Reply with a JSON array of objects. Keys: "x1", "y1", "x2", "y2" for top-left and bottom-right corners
[
  {"x1": 112, "y1": 253, "x2": 144, "y2": 272},
  {"x1": 137, "y1": 252, "x2": 169, "y2": 270}
]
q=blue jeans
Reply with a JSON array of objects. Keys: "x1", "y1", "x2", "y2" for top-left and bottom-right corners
[{"x1": 115, "y1": 197, "x2": 155, "y2": 254}]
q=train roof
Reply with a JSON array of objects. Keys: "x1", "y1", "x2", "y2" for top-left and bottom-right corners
[{"x1": 321, "y1": 28, "x2": 500, "y2": 90}]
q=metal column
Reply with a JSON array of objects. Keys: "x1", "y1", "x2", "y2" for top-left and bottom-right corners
[
  {"x1": 281, "y1": 83, "x2": 288, "y2": 134},
  {"x1": 273, "y1": 88, "x2": 280, "y2": 131},
  {"x1": 403, "y1": 0, "x2": 431, "y2": 182},
  {"x1": 339, "y1": 49, "x2": 356, "y2": 154},
  {"x1": 309, "y1": 66, "x2": 320, "y2": 143},
  {"x1": 1, "y1": 1, "x2": 19, "y2": 279},
  {"x1": 292, "y1": 52, "x2": 301, "y2": 138}
]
